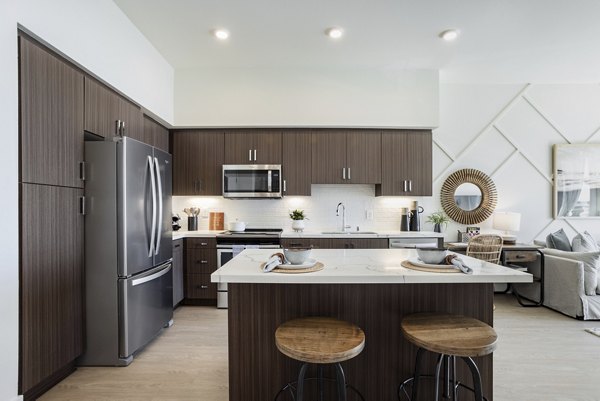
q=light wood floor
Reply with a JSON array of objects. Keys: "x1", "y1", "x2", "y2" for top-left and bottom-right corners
[{"x1": 41, "y1": 295, "x2": 600, "y2": 401}]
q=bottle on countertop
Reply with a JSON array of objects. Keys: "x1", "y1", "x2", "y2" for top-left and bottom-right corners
[
  {"x1": 400, "y1": 208, "x2": 412, "y2": 231},
  {"x1": 409, "y1": 201, "x2": 424, "y2": 232}
]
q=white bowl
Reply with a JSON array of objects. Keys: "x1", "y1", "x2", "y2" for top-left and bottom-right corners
[
  {"x1": 284, "y1": 248, "x2": 312, "y2": 265},
  {"x1": 416, "y1": 248, "x2": 448, "y2": 264},
  {"x1": 229, "y1": 221, "x2": 246, "y2": 232}
]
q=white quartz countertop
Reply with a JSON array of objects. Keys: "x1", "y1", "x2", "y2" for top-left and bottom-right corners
[
  {"x1": 210, "y1": 249, "x2": 532, "y2": 285},
  {"x1": 172, "y1": 230, "x2": 222, "y2": 240},
  {"x1": 281, "y1": 231, "x2": 444, "y2": 238},
  {"x1": 173, "y1": 230, "x2": 444, "y2": 240}
]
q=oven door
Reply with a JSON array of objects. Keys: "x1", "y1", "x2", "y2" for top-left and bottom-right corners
[{"x1": 222, "y1": 165, "x2": 281, "y2": 198}]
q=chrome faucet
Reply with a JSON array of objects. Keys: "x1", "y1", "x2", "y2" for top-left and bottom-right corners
[{"x1": 336, "y1": 202, "x2": 351, "y2": 232}]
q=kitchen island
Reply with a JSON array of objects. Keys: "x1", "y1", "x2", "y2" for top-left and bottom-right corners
[{"x1": 211, "y1": 249, "x2": 531, "y2": 401}]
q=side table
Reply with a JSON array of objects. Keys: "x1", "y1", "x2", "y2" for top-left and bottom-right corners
[{"x1": 446, "y1": 243, "x2": 544, "y2": 307}]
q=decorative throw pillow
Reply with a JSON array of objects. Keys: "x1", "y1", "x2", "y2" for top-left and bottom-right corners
[
  {"x1": 572, "y1": 231, "x2": 599, "y2": 252},
  {"x1": 542, "y1": 248, "x2": 600, "y2": 296},
  {"x1": 546, "y1": 229, "x2": 572, "y2": 251}
]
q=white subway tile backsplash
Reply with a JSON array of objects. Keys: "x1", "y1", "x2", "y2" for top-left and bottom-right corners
[{"x1": 173, "y1": 185, "x2": 435, "y2": 232}]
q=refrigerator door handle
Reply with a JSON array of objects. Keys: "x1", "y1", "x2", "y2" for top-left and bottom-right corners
[
  {"x1": 153, "y1": 157, "x2": 163, "y2": 256},
  {"x1": 148, "y1": 155, "x2": 157, "y2": 257},
  {"x1": 131, "y1": 263, "x2": 172, "y2": 287}
]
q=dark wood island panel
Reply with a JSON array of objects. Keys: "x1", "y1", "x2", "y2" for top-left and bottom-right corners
[{"x1": 227, "y1": 283, "x2": 493, "y2": 401}]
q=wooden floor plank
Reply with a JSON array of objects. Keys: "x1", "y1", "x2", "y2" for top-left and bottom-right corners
[{"x1": 40, "y1": 295, "x2": 600, "y2": 401}]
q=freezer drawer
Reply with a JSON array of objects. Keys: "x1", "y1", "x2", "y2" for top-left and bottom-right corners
[{"x1": 119, "y1": 262, "x2": 173, "y2": 359}]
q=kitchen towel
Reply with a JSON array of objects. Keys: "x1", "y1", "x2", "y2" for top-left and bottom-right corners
[{"x1": 232, "y1": 245, "x2": 245, "y2": 258}]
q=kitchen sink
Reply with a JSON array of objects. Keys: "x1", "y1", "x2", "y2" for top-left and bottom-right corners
[{"x1": 321, "y1": 231, "x2": 378, "y2": 235}]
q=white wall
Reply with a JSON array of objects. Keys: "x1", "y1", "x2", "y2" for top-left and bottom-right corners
[
  {"x1": 173, "y1": 83, "x2": 600, "y2": 243},
  {"x1": 0, "y1": 1, "x2": 20, "y2": 400},
  {"x1": 175, "y1": 67, "x2": 438, "y2": 128},
  {"x1": 16, "y1": 0, "x2": 175, "y2": 124},
  {"x1": 0, "y1": 1, "x2": 174, "y2": 399}
]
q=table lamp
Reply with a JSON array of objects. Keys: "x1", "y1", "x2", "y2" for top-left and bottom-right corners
[{"x1": 493, "y1": 212, "x2": 521, "y2": 245}]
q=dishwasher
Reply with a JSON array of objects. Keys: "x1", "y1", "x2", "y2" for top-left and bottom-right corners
[{"x1": 389, "y1": 237, "x2": 442, "y2": 249}]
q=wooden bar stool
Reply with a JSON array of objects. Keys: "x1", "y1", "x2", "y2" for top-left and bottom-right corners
[
  {"x1": 398, "y1": 313, "x2": 497, "y2": 401},
  {"x1": 275, "y1": 317, "x2": 366, "y2": 401}
]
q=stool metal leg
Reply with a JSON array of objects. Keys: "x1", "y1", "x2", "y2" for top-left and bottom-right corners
[
  {"x1": 433, "y1": 354, "x2": 444, "y2": 401},
  {"x1": 317, "y1": 365, "x2": 324, "y2": 401},
  {"x1": 410, "y1": 347, "x2": 425, "y2": 401},
  {"x1": 334, "y1": 363, "x2": 348, "y2": 401},
  {"x1": 462, "y1": 357, "x2": 484, "y2": 401},
  {"x1": 296, "y1": 363, "x2": 309, "y2": 401},
  {"x1": 451, "y1": 356, "x2": 458, "y2": 401}
]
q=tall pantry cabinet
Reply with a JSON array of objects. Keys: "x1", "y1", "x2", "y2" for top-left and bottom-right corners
[{"x1": 18, "y1": 34, "x2": 85, "y2": 399}]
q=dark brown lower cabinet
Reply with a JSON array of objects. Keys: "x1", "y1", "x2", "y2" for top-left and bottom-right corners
[
  {"x1": 183, "y1": 238, "x2": 218, "y2": 303},
  {"x1": 20, "y1": 183, "x2": 84, "y2": 397},
  {"x1": 281, "y1": 238, "x2": 388, "y2": 249}
]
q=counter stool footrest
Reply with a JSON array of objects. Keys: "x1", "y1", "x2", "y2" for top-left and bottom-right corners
[{"x1": 275, "y1": 375, "x2": 366, "y2": 401}]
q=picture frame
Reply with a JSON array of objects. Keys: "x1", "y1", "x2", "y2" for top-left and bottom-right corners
[{"x1": 553, "y1": 144, "x2": 600, "y2": 219}]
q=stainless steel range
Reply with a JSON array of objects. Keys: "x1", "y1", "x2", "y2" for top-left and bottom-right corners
[{"x1": 216, "y1": 228, "x2": 282, "y2": 308}]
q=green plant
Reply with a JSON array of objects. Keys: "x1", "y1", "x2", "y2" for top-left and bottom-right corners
[
  {"x1": 426, "y1": 211, "x2": 450, "y2": 227},
  {"x1": 289, "y1": 209, "x2": 308, "y2": 220}
]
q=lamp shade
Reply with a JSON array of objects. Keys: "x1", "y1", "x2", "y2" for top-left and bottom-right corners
[{"x1": 493, "y1": 212, "x2": 521, "y2": 232}]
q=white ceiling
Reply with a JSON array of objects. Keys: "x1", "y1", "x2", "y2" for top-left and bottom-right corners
[{"x1": 114, "y1": 0, "x2": 600, "y2": 83}]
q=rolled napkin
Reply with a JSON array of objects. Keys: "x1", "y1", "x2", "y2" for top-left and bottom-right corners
[
  {"x1": 445, "y1": 254, "x2": 473, "y2": 274},
  {"x1": 263, "y1": 252, "x2": 287, "y2": 272}
]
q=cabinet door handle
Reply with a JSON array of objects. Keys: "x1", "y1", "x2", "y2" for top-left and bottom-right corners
[
  {"x1": 79, "y1": 196, "x2": 86, "y2": 215},
  {"x1": 408, "y1": 180, "x2": 412, "y2": 192},
  {"x1": 348, "y1": 167, "x2": 351, "y2": 180},
  {"x1": 174, "y1": 244, "x2": 181, "y2": 248},
  {"x1": 198, "y1": 260, "x2": 208, "y2": 264},
  {"x1": 79, "y1": 161, "x2": 86, "y2": 181},
  {"x1": 283, "y1": 179, "x2": 287, "y2": 192},
  {"x1": 288, "y1": 242, "x2": 302, "y2": 247},
  {"x1": 115, "y1": 120, "x2": 121, "y2": 136},
  {"x1": 198, "y1": 179, "x2": 202, "y2": 193},
  {"x1": 342, "y1": 168, "x2": 346, "y2": 180},
  {"x1": 200, "y1": 242, "x2": 208, "y2": 246},
  {"x1": 249, "y1": 149, "x2": 252, "y2": 161},
  {"x1": 403, "y1": 180, "x2": 407, "y2": 192},
  {"x1": 200, "y1": 285, "x2": 208, "y2": 289},
  {"x1": 254, "y1": 149, "x2": 257, "y2": 161},
  {"x1": 121, "y1": 121, "x2": 126, "y2": 136}
]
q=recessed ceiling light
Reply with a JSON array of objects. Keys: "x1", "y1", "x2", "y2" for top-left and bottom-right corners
[
  {"x1": 325, "y1": 27, "x2": 344, "y2": 39},
  {"x1": 213, "y1": 29, "x2": 230, "y2": 40},
  {"x1": 439, "y1": 29, "x2": 459, "y2": 41}
]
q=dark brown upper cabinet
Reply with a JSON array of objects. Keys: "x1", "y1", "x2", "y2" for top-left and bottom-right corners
[
  {"x1": 224, "y1": 130, "x2": 282, "y2": 164},
  {"x1": 376, "y1": 130, "x2": 432, "y2": 196},
  {"x1": 84, "y1": 77, "x2": 143, "y2": 141},
  {"x1": 19, "y1": 36, "x2": 84, "y2": 188},
  {"x1": 282, "y1": 131, "x2": 312, "y2": 196},
  {"x1": 312, "y1": 130, "x2": 381, "y2": 184},
  {"x1": 172, "y1": 130, "x2": 224, "y2": 196},
  {"x1": 20, "y1": 183, "x2": 84, "y2": 394},
  {"x1": 143, "y1": 115, "x2": 170, "y2": 152}
]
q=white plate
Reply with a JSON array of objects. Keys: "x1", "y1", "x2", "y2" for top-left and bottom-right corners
[
  {"x1": 408, "y1": 257, "x2": 453, "y2": 269},
  {"x1": 277, "y1": 258, "x2": 318, "y2": 269}
]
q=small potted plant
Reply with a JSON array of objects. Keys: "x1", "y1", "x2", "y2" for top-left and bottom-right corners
[
  {"x1": 426, "y1": 211, "x2": 450, "y2": 233},
  {"x1": 289, "y1": 209, "x2": 308, "y2": 232}
]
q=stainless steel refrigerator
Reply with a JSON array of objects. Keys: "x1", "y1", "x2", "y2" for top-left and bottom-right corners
[{"x1": 79, "y1": 136, "x2": 173, "y2": 366}]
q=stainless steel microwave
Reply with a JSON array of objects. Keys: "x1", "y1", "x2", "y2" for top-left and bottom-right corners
[{"x1": 222, "y1": 165, "x2": 282, "y2": 198}]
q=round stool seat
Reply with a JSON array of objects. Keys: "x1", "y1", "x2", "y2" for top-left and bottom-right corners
[
  {"x1": 275, "y1": 317, "x2": 365, "y2": 364},
  {"x1": 401, "y1": 312, "x2": 497, "y2": 358}
]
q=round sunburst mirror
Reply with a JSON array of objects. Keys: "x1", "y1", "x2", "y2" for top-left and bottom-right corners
[{"x1": 441, "y1": 169, "x2": 498, "y2": 225}]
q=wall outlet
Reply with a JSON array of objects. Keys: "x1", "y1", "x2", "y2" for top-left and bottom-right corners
[{"x1": 366, "y1": 209, "x2": 374, "y2": 220}]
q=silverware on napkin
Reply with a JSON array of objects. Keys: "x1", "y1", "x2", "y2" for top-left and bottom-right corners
[
  {"x1": 445, "y1": 254, "x2": 473, "y2": 274},
  {"x1": 263, "y1": 252, "x2": 287, "y2": 272}
]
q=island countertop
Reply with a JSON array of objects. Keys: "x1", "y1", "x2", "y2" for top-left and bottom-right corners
[{"x1": 210, "y1": 248, "x2": 532, "y2": 285}]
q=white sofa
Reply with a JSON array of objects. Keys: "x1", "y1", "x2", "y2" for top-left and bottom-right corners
[{"x1": 519, "y1": 232, "x2": 600, "y2": 320}]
